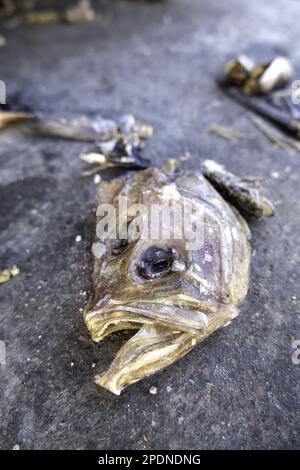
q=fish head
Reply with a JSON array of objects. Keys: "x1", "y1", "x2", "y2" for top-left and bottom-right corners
[{"x1": 84, "y1": 168, "x2": 250, "y2": 394}]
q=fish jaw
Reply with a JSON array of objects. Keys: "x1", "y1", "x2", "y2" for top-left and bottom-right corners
[
  {"x1": 84, "y1": 299, "x2": 214, "y2": 342},
  {"x1": 94, "y1": 306, "x2": 239, "y2": 395},
  {"x1": 83, "y1": 294, "x2": 239, "y2": 342}
]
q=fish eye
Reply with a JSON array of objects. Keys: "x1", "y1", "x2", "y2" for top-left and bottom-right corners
[{"x1": 137, "y1": 246, "x2": 178, "y2": 280}]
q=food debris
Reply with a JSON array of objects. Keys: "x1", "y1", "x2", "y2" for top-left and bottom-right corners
[
  {"x1": 149, "y1": 386, "x2": 157, "y2": 395},
  {"x1": 12, "y1": 444, "x2": 20, "y2": 450},
  {"x1": 21, "y1": 0, "x2": 96, "y2": 25},
  {"x1": 0, "y1": 107, "x2": 153, "y2": 171},
  {"x1": 224, "y1": 55, "x2": 293, "y2": 95},
  {"x1": 202, "y1": 160, "x2": 274, "y2": 218},
  {"x1": 81, "y1": 114, "x2": 153, "y2": 172},
  {"x1": 34, "y1": 115, "x2": 117, "y2": 142},
  {"x1": 0, "y1": 0, "x2": 16, "y2": 18},
  {"x1": 33, "y1": 113, "x2": 152, "y2": 149},
  {"x1": 219, "y1": 52, "x2": 300, "y2": 139},
  {"x1": 21, "y1": 10, "x2": 62, "y2": 24},
  {"x1": 248, "y1": 114, "x2": 300, "y2": 153},
  {"x1": 0, "y1": 111, "x2": 34, "y2": 129},
  {"x1": 162, "y1": 154, "x2": 190, "y2": 173},
  {"x1": 75, "y1": 235, "x2": 82, "y2": 243},
  {"x1": 80, "y1": 153, "x2": 106, "y2": 165},
  {"x1": 65, "y1": 0, "x2": 95, "y2": 24},
  {"x1": 0, "y1": 266, "x2": 20, "y2": 284},
  {"x1": 207, "y1": 124, "x2": 253, "y2": 141}
]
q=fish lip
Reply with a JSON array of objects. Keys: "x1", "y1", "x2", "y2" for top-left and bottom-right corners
[{"x1": 84, "y1": 299, "x2": 210, "y2": 341}]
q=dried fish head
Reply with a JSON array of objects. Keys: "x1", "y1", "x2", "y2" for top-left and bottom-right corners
[{"x1": 84, "y1": 167, "x2": 252, "y2": 394}]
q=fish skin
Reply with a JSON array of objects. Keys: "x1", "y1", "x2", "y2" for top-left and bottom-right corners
[{"x1": 84, "y1": 168, "x2": 251, "y2": 395}]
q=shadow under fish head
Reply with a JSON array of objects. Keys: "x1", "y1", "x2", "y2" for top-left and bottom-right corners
[{"x1": 84, "y1": 168, "x2": 250, "y2": 394}]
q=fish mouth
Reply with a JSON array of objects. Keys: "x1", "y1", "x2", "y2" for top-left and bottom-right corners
[
  {"x1": 95, "y1": 324, "x2": 198, "y2": 396},
  {"x1": 84, "y1": 298, "x2": 238, "y2": 395},
  {"x1": 84, "y1": 298, "x2": 214, "y2": 342}
]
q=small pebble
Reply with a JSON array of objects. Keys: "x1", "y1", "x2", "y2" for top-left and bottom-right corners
[
  {"x1": 94, "y1": 174, "x2": 101, "y2": 184},
  {"x1": 10, "y1": 266, "x2": 20, "y2": 277},
  {"x1": 75, "y1": 235, "x2": 82, "y2": 243},
  {"x1": 270, "y1": 171, "x2": 280, "y2": 179},
  {"x1": 13, "y1": 444, "x2": 20, "y2": 450},
  {"x1": 149, "y1": 386, "x2": 157, "y2": 395},
  {"x1": 92, "y1": 362, "x2": 96, "y2": 368}
]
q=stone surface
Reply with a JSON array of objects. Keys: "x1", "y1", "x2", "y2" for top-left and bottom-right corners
[{"x1": 0, "y1": 0, "x2": 299, "y2": 450}]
